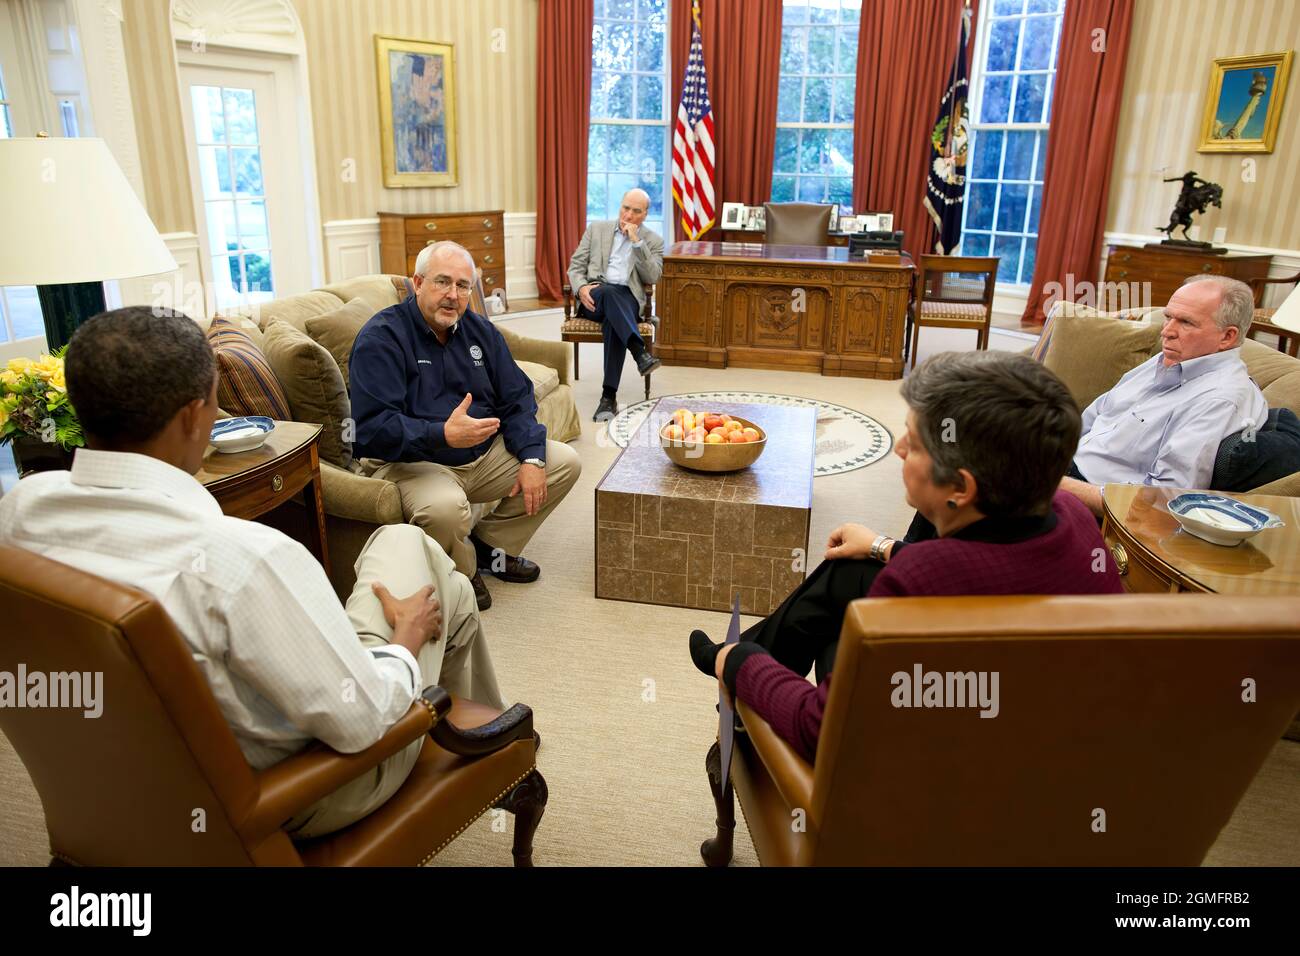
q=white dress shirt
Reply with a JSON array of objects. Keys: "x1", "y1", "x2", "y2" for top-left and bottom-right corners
[
  {"x1": 603, "y1": 226, "x2": 643, "y2": 286},
  {"x1": 1073, "y1": 348, "x2": 1268, "y2": 489},
  {"x1": 0, "y1": 449, "x2": 422, "y2": 770}
]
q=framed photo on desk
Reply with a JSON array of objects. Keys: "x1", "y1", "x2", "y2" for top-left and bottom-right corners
[{"x1": 721, "y1": 202, "x2": 745, "y2": 229}]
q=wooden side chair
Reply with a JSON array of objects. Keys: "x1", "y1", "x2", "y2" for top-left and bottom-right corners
[
  {"x1": 0, "y1": 543, "x2": 548, "y2": 866},
  {"x1": 701, "y1": 593, "x2": 1300, "y2": 866},
  {"x1": 560, "y1": 284, "x2": 659, "y2": 401},
  {"x1": 910, "y1": 254, "x2": 999, "y2": 369},
  {"x1": 1248, "y1": 270, "x2": 1300, "y2": 357}
]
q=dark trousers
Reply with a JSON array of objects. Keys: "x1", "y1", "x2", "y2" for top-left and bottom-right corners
[
  {"x1": 740, "y1": 557, "x2": 887, "y2": 684},
  {"x1": 578, "y1": 283, "x2": 642, "y2": 391}
]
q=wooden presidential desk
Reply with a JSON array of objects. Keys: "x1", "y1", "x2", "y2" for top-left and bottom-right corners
[{"x1": 655, "y1": 241, "x2": 914, "y2": 380}]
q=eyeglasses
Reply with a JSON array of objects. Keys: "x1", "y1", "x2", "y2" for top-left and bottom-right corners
[{"x1": 427, "y1": 275, "x2": 474, "y2": 296}]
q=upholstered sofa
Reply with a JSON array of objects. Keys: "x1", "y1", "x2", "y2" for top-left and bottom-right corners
[
  {"x1": 203, "y1": 274, "x2": 581, "y2": 596},
  {"x1": 1031, "y1": 302, "x2": 1300, "y2": 496}
]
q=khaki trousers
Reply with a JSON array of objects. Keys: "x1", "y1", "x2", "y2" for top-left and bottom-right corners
[
  {"x1": 285, "y1": 523, "x2": 506, "y2": 839},
  {"x1": 364, "y1": 436, "x2": 582, "y2": 577}
]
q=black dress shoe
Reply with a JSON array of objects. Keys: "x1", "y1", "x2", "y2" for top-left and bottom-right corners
[
  {"x1": 469, "y1": 570, "x2": 492, "y2": 611},
  {"x1": 470, "y1": 534, "x2": 541, "y2": 583},
  {"x1": 635, "y1": 351, "x2": 662, "y2": 376},
  {"x1": 593, "y1": 395, "x2": 618, "y2": 422}
]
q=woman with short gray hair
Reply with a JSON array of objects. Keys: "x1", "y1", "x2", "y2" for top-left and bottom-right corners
[{"x1": 688, "y1": 350, "x2": 1124, "y2": 762}]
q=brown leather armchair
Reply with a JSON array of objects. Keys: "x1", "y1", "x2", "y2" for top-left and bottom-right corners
[
  {"x1": 702, "y1": 594, "x2": 1300, "y2": 866},
  {"x1": 0, "y1": 543, "x2": 548, "y2": 866},
  {"x1": 763, "y1": 202, "x2": 833, "y2": 246}
]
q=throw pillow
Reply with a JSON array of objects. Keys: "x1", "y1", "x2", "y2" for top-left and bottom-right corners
[
  {"x1": 304, "y1": 298, "x2": 375, "y2": 390},
  {"x1": 1211, "y1": 408, "x2": 1300, "y2": 492},
  {"x1": 1040, "y1": 308, "x2": 1162, "y2": 411},
  {"x1": 206, "y1": 316, "x2": 292, "y2": 420},
  {"x1": 260, "y1": 321, "x2": 353, "y2": 469}
]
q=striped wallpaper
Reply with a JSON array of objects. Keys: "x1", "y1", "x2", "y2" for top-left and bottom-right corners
[
  {"x1": 296, "y1": 0, "x2": 538, "y2": 222},
  {"x1": 121, "y1": 0, "x2": 194, "y2": 235},
  {"x1": 1106, "y1": 0, "x2": 1300, "y2": 252}
]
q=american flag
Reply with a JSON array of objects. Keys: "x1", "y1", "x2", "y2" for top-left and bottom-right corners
[{"x1": 671, "y1": 3, "x2": 715, "y2": 240}]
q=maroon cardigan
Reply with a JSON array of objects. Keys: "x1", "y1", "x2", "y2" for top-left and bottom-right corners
[{"x1": 730, "y1": 491, "x2": 1123, "y2": 762}]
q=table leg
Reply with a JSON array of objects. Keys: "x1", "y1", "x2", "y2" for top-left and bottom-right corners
[{"x1": 303, "y1": 463, "x2": 330, "y2": 572}]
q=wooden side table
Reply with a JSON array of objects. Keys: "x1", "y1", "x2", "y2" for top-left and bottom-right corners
[
  {"x1": 196, "y1": 421, "x2": 329, "y2": 569},
  {"x1": 1101, "y1": 484, "x2": 1300, "y2": 595}
]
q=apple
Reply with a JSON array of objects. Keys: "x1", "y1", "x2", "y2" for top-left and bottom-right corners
[
  {"x1": 727, "y1": 430, "x2": 748, "y2": 443},
  {"x1": 705, "y1": 433, "x2": 725, "y2": 444},
  {"x1": 725, "y1": 420, "x2": 744, "y2": 432},
  {"x1": 663, "y1": 424, "x2": 684, "y2": 441},
  {"x1": 701, "y1": 414, "x2": 724, "y2": 432},
  {"x1": 708, "y1": 426, "x2": 728, "y2": 439},
  {"x1": 742, "y1": 427, "x2": 760, "y2": 442}
]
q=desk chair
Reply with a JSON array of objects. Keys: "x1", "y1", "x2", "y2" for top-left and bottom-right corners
[
  {"x1": 0, "y1": 543, "x2": 548, "y2": 866},
  {"x1": 910, "y1": 254, "x2": 998, "y2": 369},
  {"x1": 1248, "y1": 270, "x2": 1300, "y2": 357},
  {"x1": 701, "y1": 594, "x2": 1300, "y2": 866},
  {"x1": 763, "y1": 202, "x2": 833, "y2": 246},
  {"x1": 560, "y1": 284, "x2": 659, "y2": 401}
]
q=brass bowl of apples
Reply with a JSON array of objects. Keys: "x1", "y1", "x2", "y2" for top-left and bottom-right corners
[{"x1": 658, "y1": 409, "x2": 767, "y2": 473}]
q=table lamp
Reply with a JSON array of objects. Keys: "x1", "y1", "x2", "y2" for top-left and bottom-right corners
[
  {"x1": 0, "y1": 135, "x2": 177, "y2": 350},
  {"x1": 1267, "y1": 282, "x2": 1300, "y2": 337}
]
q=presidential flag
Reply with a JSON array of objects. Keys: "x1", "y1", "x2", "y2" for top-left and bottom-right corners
[
  {"x1": 922, "y1": 4, "x2": 973, "y2": 255},
  {"x1": 671, "y1": 2, "x2": 716, "y2": 240}
]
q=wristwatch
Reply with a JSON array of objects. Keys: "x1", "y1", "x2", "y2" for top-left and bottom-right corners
[{"x1": 523, "y1": 457, "x2": 546, "y2": 469}]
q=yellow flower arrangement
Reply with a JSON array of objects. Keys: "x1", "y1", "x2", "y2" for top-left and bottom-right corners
[{"x1": 0, "y1": 348, "x2": 83, "y2": 451}]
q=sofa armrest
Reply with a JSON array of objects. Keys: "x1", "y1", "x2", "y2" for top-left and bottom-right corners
[
  {"x1": 1249, "y1": 471, "x2": 1300, "y2": 497},
  {"x1": 319, "y1": 460, "x2": 404, "y2": 525},
  {"x1": 735, "y1": 699, "x2": 815, "y2": 816},
  {"x1": 498, "y1": 325, "x2": 571, "y2": 386}
]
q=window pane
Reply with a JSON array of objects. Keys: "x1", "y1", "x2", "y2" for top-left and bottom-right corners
[
  {"x1": 635, "y1": 23, "x2": 664, "y2": 72},
  {"x1": 837, "y1": 26, "x2": 858, "y2": 72},
  {"x1": 637, "y1": 0, "x2": 666, "y2": 23},
  {"x1": 608, "y1": 125, "x2": 635, "y2": 169},
  {"x1": 802, "y1": 77, "x2": 831, "y2": 123},
  {"x1": 221, "y1": 88, "x2": 258, "y2": 144},
  {"x1": 1021, "y1": 236, "x2": 1038, "y2": 284},
  {"x1": 603, "y1": 22, "x2": 634, "y2": 71},
  {"x1": 1033, "y1": 131, "x2": 1049, "y2": 180},
  {"x1": 807, "y1": 27, "x2": 836, "y2": 73},
  {"x1": 206, "y1": 200, "x2": 238, "y2": 258},
  {"x1": 970, "y1": 129, "x2": 1003, "y2": 180},
  {"x1": 1026, "y1": 0, "x2": 1059, "y2": 15},
  {"x1": 771, "y1": 175, "x2": 797, "y2": 202},
  {"x1": 808, "y1": 1, "x2": 838, "y2": 24},
  {"x1": 636, "y1": 74, "x2": 663, "y2": 120},
  {"x1": 829, "y1": 128, "x2": 854, "y2": 169},
  {"x1": 777, "y1": 77, "x2": 802, "y2": 122},
  {"x1": 1020, "y1": 16, "x2": 1056, "y2": 70},
  {"x1": 191, "y1": 86, "x2": 226, "y2": 143},
  {"x1": 993, "y1": 234, "x2": 1023, "y2": 283},
  {"x1": 1, "y1": 106, "x2": 13, "y2": 138},
  {"x1": 590, "y1": 71, "x2": 610, "y2": 117},
  {"x1": 996, "y1": 183, "x2": 1029, "y2": 232},
  {"x1": 605, "y1": 73, "x2": 633, "y2": 119},
  {"x1": 1027, "y1": 185, "x2": 1042, "y2": 231},
  {"x1": 232, "y1": 148, "x2": 263, "y2": 196},
  {"x1": 828, "y1": 176, "x2": 853, "y2": 207},
  {"x1": 1002, "y1": 131, "x2": 1035, "y2": 180},
  {"x1": 588, "y1": 125, "x2": 608, "y2": 172},
  {"x1": 774, "y1": 128, "x2": 800, "y2": 173},
  {"x1": 608, "y1": 173, "x2": 639, "y2": 211},
  {"x1": 832, "y1": 75, "x2": 855, "y2": 124},
  {"x1": 962, "y1": 230, "x2": 992, "y2": 256},
  {"x1": 213, "y1": 255, "x2": 240, "y2": 306},
  {"x1": 587, "y1": 173, "x2": 608, "y2": 219},
  {"x1": 797, "y1": 176, "x2": 830, "y2": 202},
  {"x1": 5, "y1": 287, "x2": 43, "y2": 340},
  {"x1": 1013, "y1": 72, "x2": 1048, "y2": 123},
  {"x1": 798, "y1": 126, "x2": 831, "y2": 173},
  {"x1": 608, "y1": 0, "x2": 635, "y2": 16},
  {"x1": 993, "y1": 0, "x2": 1025, "y2": 13},
  {"x1": 987, "y1": 19, "x2": 1020, "y2": 72},
  {"x1": 236, "y1": 200, "x2": 269, "y2": 249},
  {"x1": 781, "y1": 26, "x2": 806, "y2": 73},
  {"x1": 980, "y1": 74, "x2": 1012, "y2": 123},
  {"x1": 967, "y1": 182, "x2": 997, "y2": 231},
  {"x1": 197, "y1": 145, "x2": 232, "y2": 199},
  {"x1": 784, "y1": 0, "x2": 810, "y2": 25},
  {"x1": 638, "y1": 125, "x2": 665, "y2": 176}
]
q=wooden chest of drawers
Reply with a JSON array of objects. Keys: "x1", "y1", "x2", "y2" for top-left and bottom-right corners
[
  {"x1": 378, "y1": 210, "x2": 505, "y2": 294},
  {"x1": 1102, "y1": 244, "x2": 1270, "y2": 308}
]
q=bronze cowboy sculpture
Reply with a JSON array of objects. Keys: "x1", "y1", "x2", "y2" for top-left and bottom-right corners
[{"x1": 1157, "y1": 171, "x2": 1223, "y2": 245}]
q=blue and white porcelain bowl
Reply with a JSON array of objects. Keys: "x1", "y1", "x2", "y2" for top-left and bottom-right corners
[
  {"x1": 210, "y1": 416, "x2": 274, "y2": 454},
  {"x1": 1167, "y1": 493, "x2": 1284, "y2": 547}
]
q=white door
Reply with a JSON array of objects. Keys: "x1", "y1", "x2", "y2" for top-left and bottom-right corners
[{"x1": 177, "y1": 52, "x2": 312, "y2": 312}]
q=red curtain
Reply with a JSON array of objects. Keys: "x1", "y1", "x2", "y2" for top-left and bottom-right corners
[
  {"x1": 853, "y1": 0, "x2": 977, "y2": 260},
  {"x1": 1020, "y1": 0, "x2": 1134, "y2": 326},
  {"x1": 670, "y1": 0, "x2": 783, "y2": 240},
  {"x1": 535, "y1": 0, "x2": 594, "y2": 300}
]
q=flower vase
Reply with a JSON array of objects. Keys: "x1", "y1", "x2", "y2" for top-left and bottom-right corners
[{"x1": 10, "y1": 435, "x2": 75, "y2": 477}]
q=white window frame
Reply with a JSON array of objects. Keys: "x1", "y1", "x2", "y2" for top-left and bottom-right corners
[
  {"x1": 588, "y1": 0, "x2": 673, "y2": 242},
  {"x1": 961, "y1": 0, "x2": 1064, "y2": 302}
]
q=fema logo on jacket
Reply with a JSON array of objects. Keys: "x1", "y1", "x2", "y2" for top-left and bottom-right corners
[{"x1": 470, "y1": 344, "x2": 484, "y2": 366}]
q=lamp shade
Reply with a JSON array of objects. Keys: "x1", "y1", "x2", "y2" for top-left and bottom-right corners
[
  {"x1": 1267, "y1": 282, "x2": 1300, "y2": 336},
  {"x1": 0, "y1": 137, "x2": 176, "y2": 286}
]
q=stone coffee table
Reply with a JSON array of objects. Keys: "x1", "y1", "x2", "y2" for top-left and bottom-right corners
[{"x1": 594, "y1": 399, "x2": 816, "y2": 616}]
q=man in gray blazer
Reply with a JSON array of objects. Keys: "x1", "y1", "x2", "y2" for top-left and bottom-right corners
[{"x1": 566, "y1": 188, "x2": 665, "y2": 421}]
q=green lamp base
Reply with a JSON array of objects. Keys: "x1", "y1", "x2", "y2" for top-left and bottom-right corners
[{"x1": 36, "y1": 281, "x2": 107, "y2": 352}]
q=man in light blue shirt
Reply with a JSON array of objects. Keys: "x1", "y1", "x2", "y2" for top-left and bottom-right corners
[{"x1": 1062, "y1": 275, "x2": 1267, "y2": 515}]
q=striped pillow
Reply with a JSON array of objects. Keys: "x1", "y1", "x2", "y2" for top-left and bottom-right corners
[{"x1": 206, "y1": 316, "x2": 291, "y2": 420}]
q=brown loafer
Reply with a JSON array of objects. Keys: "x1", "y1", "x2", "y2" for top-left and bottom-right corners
[
  {"x1": 469, "y1": 570, "x2": 492, "y2": 611},
  {"x1": 471, "y1": 535, "x2": 541, "y2": 583}
]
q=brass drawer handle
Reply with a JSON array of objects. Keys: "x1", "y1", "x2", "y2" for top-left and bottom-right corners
[
  {"x1": 272, "y1": 474, "x2": 283, "y2": 493},
  {"x1": 424, "y1": 222, "x2": 438, "y2": 232},
  {"x1": 1201, "y1": 263, "x2": 1214, "y2": 272},
  {"x1": 484, "y1": 275, "x2": 495, "y2": 286},
  {"x1": 482, "y1": 218, "x2": 494, "y2": 228},
  {"x1": 1115, "y1": 270, "x2": 1128, "y2": 279},
  {"x1": 1120, "y1": 254, "x2": 1131, "y2": 263},
  {"x1": 483, "y1": 234, "x2": 494, "y2": 244},
  {"x1": 426, "y1": 239, "x2": 436, "y2": 247},
  {"x1": 1110, "y1": 542, "x2": 1128, "y2": 576},
  {"x1": 482, "y1": 253, "x2": 495, "y2": 264}
]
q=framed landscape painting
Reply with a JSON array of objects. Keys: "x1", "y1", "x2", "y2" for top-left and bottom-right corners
[
  {"x1": 374, "y1": 35, "x2": 458, "y2": 187},
  {"x1": 1198, "y1": 50, "x2": 1292, "y2": 153}
]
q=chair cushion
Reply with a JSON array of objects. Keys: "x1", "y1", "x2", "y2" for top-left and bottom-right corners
[
  {"x1": 1030, "y1": 301, "x2": 1159, "y2": 364},
  {"x1": 918, "y1": 301, "x2": 987, "y2": 321},
  {"x1": 206, "y1": 316, "x2": 292, "y2": 420},
  {"x1": 1039, "y1": 306, "x2": 1163, "y2": 410},
  {"x1": 515, "y1": 360, "x2": 560, "y2": 402},
  {"x1": 1240, "y1": 339, "x2": 1300, "y2": 410},
  {"x1": 260, "y1": 321, "x2": 353, "y2": 469},
  {"x1": 561, "y1": 317, "x2": 656, "y2": 338},
  {"x1": 1211, "y1": 408, "x2": 1300, "y2": 492},
  {"x1": 218, "y1": 291, "x2": 347, "y2": 335},
  {"x1": 304, "y1": 298, "x2": 375, "y2": 390}
]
